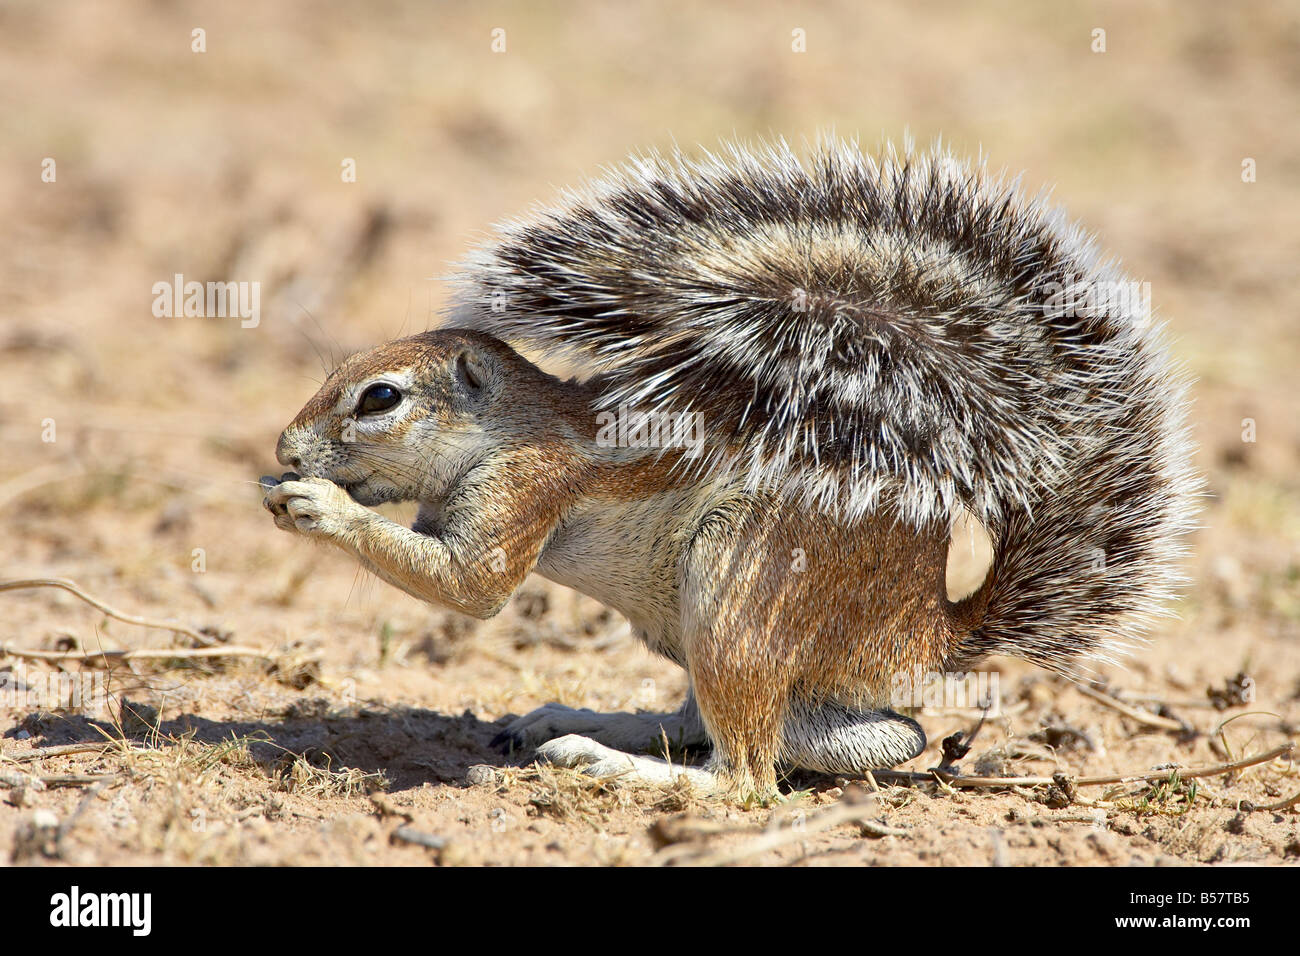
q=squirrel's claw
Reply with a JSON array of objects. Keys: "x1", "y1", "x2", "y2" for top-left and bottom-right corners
[
  {"x1": 260, "y1": 471, "x2": 301, "y2": 518},
  {"x1": 492, "y1": 703, "x2": 593, "y2": 752}
]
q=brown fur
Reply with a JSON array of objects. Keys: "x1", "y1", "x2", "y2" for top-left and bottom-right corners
[{"x1": 680, "y1": 498, "x2": 952, "y2": 794}]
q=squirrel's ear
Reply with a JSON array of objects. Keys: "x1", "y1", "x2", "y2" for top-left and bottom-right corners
[{"x1": 455, "y1": 348, "x2": 489, "y2": 392}]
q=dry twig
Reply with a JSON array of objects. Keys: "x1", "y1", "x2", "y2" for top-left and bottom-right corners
[
  {"x1": 655, "y1": 795, "x2": 905, "y2": 866},
  {"x1": 0, "y1": 742, "x2": 122, "y2": 764},
  {"x1": 1074, "y1": 683, "x2": 1188, "y2": 733},
  {"x1": 0, "y1": 577, "x2": 220, "y2": 647},
  {"x1": 869, "y1": 742, "x2": 1294, "y2": 790},
  {"x1": 1242, "y1": 789, "x2": 1300, "y2": 813},
  {"x1": 0, "y1": 643, "x2": 272, "y2": 664}
]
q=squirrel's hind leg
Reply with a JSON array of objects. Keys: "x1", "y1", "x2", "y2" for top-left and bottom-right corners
[
  {"x1": 492, "y1": 693, "x2": 708, "y2": 753},
  {"x1": 778, "y1": 698, "x2": 926, "y2": 775}
]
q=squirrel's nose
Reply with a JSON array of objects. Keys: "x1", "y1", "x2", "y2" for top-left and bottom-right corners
[{"x1": 275, "y1": 432, "x2": 301, "y2": 470}]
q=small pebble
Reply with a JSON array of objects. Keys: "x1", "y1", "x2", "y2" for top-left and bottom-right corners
[{"x1": 12, "y1": 809, "x2": 61, "y2": 861}]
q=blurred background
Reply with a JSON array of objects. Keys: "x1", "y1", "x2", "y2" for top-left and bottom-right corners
[{"x1": 0, "y1": 0, "x2": 1298, "y2": 863}]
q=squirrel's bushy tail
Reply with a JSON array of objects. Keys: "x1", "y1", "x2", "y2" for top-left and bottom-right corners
[
  {"x1": 455, "y1": 136, "x2": 1201, "y2": 674},
  {"x1": 950, "y1": 347, "x2": 1199, "y2": 674}
]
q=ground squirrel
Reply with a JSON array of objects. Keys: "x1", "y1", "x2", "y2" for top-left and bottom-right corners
[{"x1": 263, "y1": 137, "x2": 1201, "y2": 799}]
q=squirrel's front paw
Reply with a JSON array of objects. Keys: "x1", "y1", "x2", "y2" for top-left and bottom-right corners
[{"x1": 263, "y1": 477, "x2": 358, "y2": 538}]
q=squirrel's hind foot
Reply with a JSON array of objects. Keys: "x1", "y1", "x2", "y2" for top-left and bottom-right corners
[
  {"x1": 536, "y1": 734, "x2": 718, "y2": 792},
  {"x1": 493, "y1": 700, "x2": 708, "y2": 753},
  {"x1": 779, "y1": 702, "x2": 927, "y2": 775},
  {"x1": 519, "y1": 703, "x2": 927, "y2": 801}
]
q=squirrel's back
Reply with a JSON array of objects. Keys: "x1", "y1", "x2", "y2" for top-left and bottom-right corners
[{"x1": 453, "y1": 136, "x2": 1201, "y2": 676}]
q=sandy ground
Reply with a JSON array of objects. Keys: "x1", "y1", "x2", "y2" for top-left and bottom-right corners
[{"x1": 1, "y1": 0, "x2": 1298, "y2": 866}]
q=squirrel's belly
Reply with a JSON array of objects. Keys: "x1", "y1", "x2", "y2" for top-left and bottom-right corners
[{"x1": 534, "y1": 488, "x2": 708, "y2": 663}]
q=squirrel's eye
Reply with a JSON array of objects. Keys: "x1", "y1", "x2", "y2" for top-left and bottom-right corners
[{"x1": 356, "y1": 383, "x2": 401, "y2": 416}]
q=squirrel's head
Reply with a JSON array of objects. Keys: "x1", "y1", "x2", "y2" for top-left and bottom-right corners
[{"x1": 275, "y1": 329, "x2": 524, "y2": 505}]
